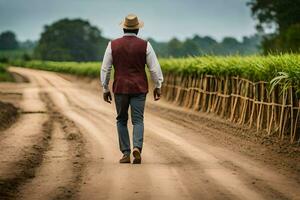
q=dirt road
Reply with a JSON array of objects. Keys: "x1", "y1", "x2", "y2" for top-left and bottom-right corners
[{"x1": 0, "y1": 67, "x2": 299, "y2": 200}]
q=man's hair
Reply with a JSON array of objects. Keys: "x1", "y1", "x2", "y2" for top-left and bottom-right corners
[{"x1": 123, "y1": 28, "x2": 139, "y2": 35}]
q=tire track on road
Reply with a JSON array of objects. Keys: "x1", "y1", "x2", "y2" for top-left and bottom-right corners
[
  {"x1": 0, "y1": 69, "x2": 87, "y2": 200},
  {"x1": 19, "y1": 93, "x2": 86, "y2": 200},
  {"x1": 0, "y1": 85, "x2": 51, "y2": 199}
]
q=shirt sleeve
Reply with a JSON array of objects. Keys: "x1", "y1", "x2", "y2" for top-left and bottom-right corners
[
  {"x1": 100, "y1": 42, "x2": 113, "y2": 93},
  {"x1": 146, "y1": 42, "x2": 164, "y2": 88}
]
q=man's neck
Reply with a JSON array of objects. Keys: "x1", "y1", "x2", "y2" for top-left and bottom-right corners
[{"x1": 123, "y1": 33, "x2": 137, "y2": 37}]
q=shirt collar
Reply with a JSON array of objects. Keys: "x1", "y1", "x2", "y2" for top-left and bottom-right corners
[{"x1": 123, "y1": 33, "x2": 137, "y2": 37}]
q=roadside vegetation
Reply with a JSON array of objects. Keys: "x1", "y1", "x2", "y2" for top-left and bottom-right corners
[
  {"x1": 10, "y1": 60, "x2": 100, "y2": 77},
  {"x1": 9, "y1": 54, "x2": 300, "y2": 90},
  {"x1": 0, "y1": 63, "x2": 14, "y2": 82}
]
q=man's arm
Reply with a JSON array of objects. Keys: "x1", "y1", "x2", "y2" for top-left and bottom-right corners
[
  {"x1": 100, "y1": 42, "x2": 113, "y2": 103},
  {"x1": 146, "y1": 42, "x2": 164, "y2": 100}
]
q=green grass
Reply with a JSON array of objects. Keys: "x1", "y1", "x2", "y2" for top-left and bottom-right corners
[
  {"x1": 10, "y1": 60, "x2": 100, "y2": 77},
  {"x1": 0, "y1": 63, "x2": 14, "y2": 82},
  {"x1": 9, "y1": 54, "x2": 300, "y2": 92}
]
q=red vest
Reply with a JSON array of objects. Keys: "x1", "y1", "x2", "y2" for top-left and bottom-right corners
[{"x1": 111, "y1": 36, "x2": 148, "y2": 94}]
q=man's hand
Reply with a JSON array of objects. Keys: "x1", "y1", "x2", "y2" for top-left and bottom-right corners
[
  {"x1": 153, "y1": 88, "x2": 161, "y2": 101},
  {"x1": 103, "y1": 91, "x2": 112, "y2": 104}
]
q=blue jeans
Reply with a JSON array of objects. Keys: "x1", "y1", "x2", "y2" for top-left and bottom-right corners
[{"x1": 114, "y1": 93, "x2": 146, "y2": 156}]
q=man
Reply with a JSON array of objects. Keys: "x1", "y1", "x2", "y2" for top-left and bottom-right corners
[{"x1": 100, "y1": 14, "x2": 163, "y2": 164}]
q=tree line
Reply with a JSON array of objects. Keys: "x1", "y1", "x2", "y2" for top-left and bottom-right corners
[
  {"x1": 149, "y1": 35, "x2": 261, "y2": 57},
  {"x1": 0, "y1": 20, "x2": 261, "y2": 62}
]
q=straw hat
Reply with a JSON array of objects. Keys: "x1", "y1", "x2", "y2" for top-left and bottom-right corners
[{"x1": 119, "y1": 14, "x2": 144, "y2": 29}]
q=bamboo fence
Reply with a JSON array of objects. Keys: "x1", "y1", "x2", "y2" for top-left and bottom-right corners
[{"x1": 162, "y1": 73, "x2": 300, "y2": 143}]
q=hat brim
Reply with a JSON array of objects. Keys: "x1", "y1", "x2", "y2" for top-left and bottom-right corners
[{"x1": 119, "y1": 20, "x2": 144, "y2": 29}]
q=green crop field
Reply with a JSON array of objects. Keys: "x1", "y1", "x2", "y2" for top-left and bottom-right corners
[{"x1": 160, "y1": 55, "x2": 300, "y2": 91}]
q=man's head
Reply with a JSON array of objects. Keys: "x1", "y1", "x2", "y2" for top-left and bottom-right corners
[{"x1": 120, "y1": 14, "x2": 143, "y2": 34}]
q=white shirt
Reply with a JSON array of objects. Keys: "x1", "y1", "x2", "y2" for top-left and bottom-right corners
[{"x1": 100, "y1": 33, "x2": 164, "y2": 93}]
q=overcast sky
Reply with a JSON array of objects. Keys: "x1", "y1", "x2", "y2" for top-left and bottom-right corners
[{"x1": 0, "y1": 0, "x2": 257, "y2": 42}]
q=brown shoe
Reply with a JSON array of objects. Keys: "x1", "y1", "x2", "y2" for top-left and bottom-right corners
[
  {"x1": 132, "y1": 148, "x2": 141, "y2": 164},
  {"x1": 119, "y1": 154, "x2": 130, "y2": 164}
]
